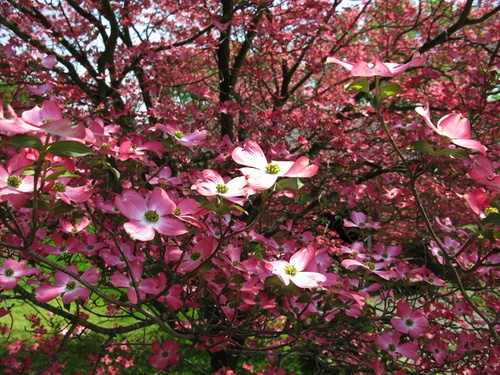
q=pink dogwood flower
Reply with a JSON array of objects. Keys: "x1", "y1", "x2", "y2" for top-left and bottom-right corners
[
  {"x1": 415, "y1": 107, "x2": 487, "y2": 156},
  {"x1": 115, "y1": 188, "x2": 187, "y2": 241},
  {"x1": 21, "y1": 100, "x2": 86, "y2": 138},
  {"x1": 327, "y1": 52, "x2": 426, "y2": 77},
  {"x1": 193, "y1": 169, "x2": 249, "y2": 204},
  {"x1": 156, "y1": 123, "x2": 207, "y2": 149},
  {"x1": 266, "y1": 246, "x2": 326, "y2": 288},
  {"x1": 390, "y1": 300, "x2": 429, "y2": 338},
  {"x1": 149, "y1": 340, "x2": 180, "y2": 370},
  {"x1": 231, "y1": 140, "x2": 318, "y2": 190},
  {"x1": 343, "y1": 211, "x2": 381, "y2": 230},
  {"x1": 35, "y1": 265, "x2": 100, "y2": 304},
  {"x1": 375, "y1": 331, "x2": 419, "y2": 361},
  {"x1": 0, "y1": 259, "x2": 39, "y2": 290}
]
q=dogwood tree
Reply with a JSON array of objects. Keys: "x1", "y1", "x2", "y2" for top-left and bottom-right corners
[{"x1": 0, "y1": 0, "x2": 499, "y2": 374}]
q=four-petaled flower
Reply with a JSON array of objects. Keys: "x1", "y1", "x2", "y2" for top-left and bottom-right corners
[
  {"x1": 232, "y1": 140, "x2": 318, "y2": 190},
  {"x1": 0, "y1": 259, "x2": 39, "y2": 290},
  {"x1": 390, "y1": 300, "x2": 429, "y2": 339},
  {"x1": 266, "y1": 246, "x2": 326, "y2": 288},
  {"x1": 327, "y1": 52, "x2": 426, "y2": 77},
  {"x1": 193, "y1": 169, "x2": 249, "y2": 204},
  {"x1": 375, "y1": 331, "x2": 420, "y2": 361},
  {"x1": 148, "y1": 340, "x2": 180, "y2": 370},
  {"x1": 115, "y1": 188, "x2": 187, "y2": 241},
  {"x1": 35, "y1": 265, "x2": 100, "y2": 304}
]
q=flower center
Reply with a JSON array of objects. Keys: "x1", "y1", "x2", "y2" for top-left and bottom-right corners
[
  {"x1": 190, "y1": 252, "x2": 201, "y2": 261},
  {"x1": 388, "y1": 343, "x2": 396, "y2": 352},
  {"x1": 66, "y1": 281, "x2": 76, "y2": 290},
  {"x1": 265, "y1": 163, "x2": 281, "y2": 175},
  {"x1": 365, "y1": 261, "x2": 376, "y2": 270},
  {"x1": 144, "y1": 210, "x2": 160, "y2": 223},
  {"x1": 285, "y1": 265, "x2": 298, "y2": 276},
  {"x1": 174, "y1": 208, "x2": 181, "y2": 216},
  {"x1": 53, "y1": 181, "x2": 66, "y2": 192},
  {"x1": 216, "y1": 183, "x2": 229, "y2": 194},
  {"x1": 4, "y1": 269, "x2": 14, "y2": 277},
  {"x1": 367, "y1": 62, "x2": 375, "y2": 69},
  {"x1": 42, "y1": 118, "x2": 54, "y2": 124},
  {"x1": 7, "y1": 176, "x2": 22, "y2": 188},
  {"x1": 405, "y1": 319, "x2": 415, "y2": 327},
  {"x1": 173, "y1": 130, "x2": 184, "y2": 139}
]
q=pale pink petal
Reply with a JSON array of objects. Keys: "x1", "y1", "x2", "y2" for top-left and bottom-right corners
[
  {"x1": 291, "y1": 272, "x2": 326, "y2": 288},
  {"x1": 40, "y1": 119, "x2": 86, "y2": 139},
  {"x1": 116, "y1": 190, "x2": 148, "y2": 220},
  {"x1": 451, "y1": 138, "x2": 487, "y2": 156},
  {"x1": 415, "y1": 106, "x2": 439, "y2": 133},
  {"x1": 241, "y1": 168, "x2": 278, "y2": 190},
  {"x1": 148, "y1": 188, "x2": 176, "y2": 216},
  {"x1": 154, "y1": 217, "x2": 188, "y2": 236},
  {"x1": 326, "y1": 57, "x2": 355, "y2": 71},
  {"x1": 437, "y1": 113, "x2": 471, "y2": 139},
  {"x1": 350, "y1": 60, "x2": 393, "y2": 77},
  {"x1": 123, "y1": 221, "x2": 156, "y2": 241},
  {"x1": 22, "y1": 101, "x2": 63, "y2": 125},
  {"x1": 283, "y1": 156, "x2": 319, "y2": 178},
  {"x1": 289, "y1": 247, "x2": 315, "y2": 272},
  {"x1": 232, "y1": 140, "x2": 268, "y2": 169}
]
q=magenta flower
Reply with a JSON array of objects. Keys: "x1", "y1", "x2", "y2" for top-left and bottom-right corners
[
  {"x1": 22, "y1": 100, "x2": 86, "y2": 138},
  {"x1": 266, "y1": 246, "x2": 326, "y2": 288},
  {"x1": 390, "y1": 300, "x2": 429, "y2": 339},
  {"x1": 0, "y1": 259, "x2": 39, "y2": 290},
  {"x1": 415, "y1": 107, "x2": 487, "y2": 156},
  {"x1": 231, "y1": 140, "x2": 318, "y2": 190},
  {"x1": 35, "y1": 265, "x2": 100, "y2": 304},
  {"x1": 341, "y1": 259, "x2": 395, "y2": 280},
  {"x1": 343, "y1": 211, "x2": 381, "y2": 230},
  {"x1": 148, "y1": 340, "x2": 180, "y2": 370},
  {"x1": 115, "y1": 188, "x2": 188, "y2": 241},
  {"x1": 110, "y1": 262, "x2": 166, "y2": 304},
  {"x1": 0, "y1": 100, "x2": 85, "y2": 138},
  {"x1": 375, "y1": 331, "x2": 419, "y2": 361},
  {"x1": 157, "y1": 123, "x2": 207, "y2": 149},
  {"x1": 193, "y1": 169, "x2": 249, "y2": 203},
  {"x1": 327, "y1": 52, "x2": 426, "y2": 77}
]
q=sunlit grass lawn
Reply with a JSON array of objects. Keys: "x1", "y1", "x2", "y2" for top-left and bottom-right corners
[{"x1": 1, "y1": 298, "x2": 214, "y2": 374}]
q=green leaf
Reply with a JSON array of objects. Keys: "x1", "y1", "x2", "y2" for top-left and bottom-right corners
[
  {"x1": 276, "y1": 177, "x2": 304, "y2": 191},
  {"x1": 46, "y1": 168, "x2": 80, "y2": 181},
  {"x1": 409, "y1": 140, "x2": 434, "y2": 155},
  {"x1": 46, "y1": 141, "x2": 91, "y2": 157},
  {"x1": 7, "y1": 135, "x2": 44, "y2": 151},
  {"x1": 379, "y1": 82, "x2": 402, "y2": 98},
  {"x1": 482, "y1": 213, "x2": 500, "y2": 225},
  {"x1": 345, "y1": 78, "x2": 370, "y2": 94},
  {"x1": 435, "y1": 147, "x2": 470, "y2": 159}
]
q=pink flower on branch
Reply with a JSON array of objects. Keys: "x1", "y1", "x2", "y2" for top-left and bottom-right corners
[
  {"x1": 266, "y1": 246, "x2": 326, "y2": 288},
  {"x1": 193, "y1": 169, "x2": 249, "y2": 204},
  {"x1": 231, "y1": 140, "x2": 318, "y2": 190},
  {"x1": 343, "y1": 211, "x2": 381, "y2": 230},
  {"x1": 390, "y1": 300, "x2": 429, "y2": 339},
  {"x1": 375, "y1": 331, "x2": 420, "y2": 361},
  {"x1": 35, "y1": 265, "x2": 100, "y2": 304},
  {"x1": 115, "y1": 188, "x2": 188, "y2": 241},
  {"x1": 415, "y1": 107, "x2": 487, "y2": 156},
  {"x1": 148, "y1": 340, "x2": 180, "y2": 370},
  {"x1": 0, "y1": 259, "x2": 39, "y2": 290},
  {"x1": 327, "y1": 52, "x2": 426, "y2": 77},
  {"x1": 0, "y1": 100, "x2": 85, "y2": 138}
]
